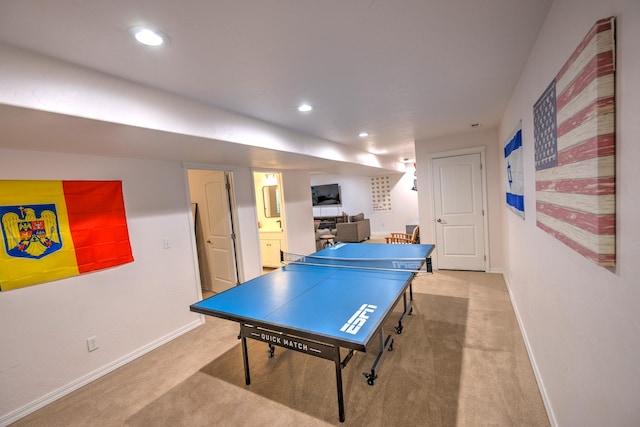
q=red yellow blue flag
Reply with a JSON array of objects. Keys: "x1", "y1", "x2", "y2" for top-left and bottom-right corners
[{"x1": 0, "y1": 180, "x2": 134, "y2": 291}]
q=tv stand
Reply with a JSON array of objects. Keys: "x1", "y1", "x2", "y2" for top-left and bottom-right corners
[{"x1": 314, "y1": 214, "x2": 348, "y2": 229}]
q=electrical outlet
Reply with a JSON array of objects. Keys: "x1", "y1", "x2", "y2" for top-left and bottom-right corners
[{"x1": 87, "y1": 336, "x2": 99, "y2": 352}]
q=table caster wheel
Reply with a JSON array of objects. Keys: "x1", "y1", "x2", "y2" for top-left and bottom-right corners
[{"x1": 363, "y1": 372, "x2": 377, "y2": 386}]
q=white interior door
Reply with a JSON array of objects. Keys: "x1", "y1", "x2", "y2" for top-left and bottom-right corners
[
  {"x1": 203, "y1": 173, "x2": 237, "y2": 292},
  {"x1": 432, "y1": 153, "x2": 486, "y2": 271}
]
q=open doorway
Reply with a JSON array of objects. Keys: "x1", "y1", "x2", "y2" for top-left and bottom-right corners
[
  {"x1": 253, "y1": 171, "x2": 286, "y2": 273},
  {"x1": 187, "y1": 169, "x2": 239, "y2": 295}
]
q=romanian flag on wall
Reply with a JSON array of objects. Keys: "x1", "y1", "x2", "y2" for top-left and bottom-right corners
[{"x1": 0, "y1": 180, "x2": 134, "y2": 291}]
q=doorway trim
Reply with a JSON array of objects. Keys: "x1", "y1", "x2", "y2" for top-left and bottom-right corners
[{"x1": 427, "y1": 146, "x2": 490, "y2": 271}]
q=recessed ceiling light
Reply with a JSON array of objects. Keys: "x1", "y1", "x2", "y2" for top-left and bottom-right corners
[
  {"x1": 298, "y1": 103, "x2": 313, "y2": 112},
  {"x1": 132, "y1": 27, "x2": 166, "y2": 47},
  {"x1": 358, "y1": 132, "x2": 369, "y2": 138}
]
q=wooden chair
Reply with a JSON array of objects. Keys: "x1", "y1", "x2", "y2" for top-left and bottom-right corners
[{"x1": 385, "y1": 226, "x2": 419, "y2": 244}]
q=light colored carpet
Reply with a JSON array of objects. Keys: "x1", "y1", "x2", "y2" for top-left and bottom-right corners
[{"x1": 12, "y1": 269, "x2": 550, "y2": 427}]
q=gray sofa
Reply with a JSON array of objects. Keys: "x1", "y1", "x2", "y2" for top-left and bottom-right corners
[{"x1": 335, "y1": 213, "x2": 371, "y2": 242}]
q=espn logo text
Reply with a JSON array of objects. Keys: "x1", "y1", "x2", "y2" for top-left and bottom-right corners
[{"x1": 340, "y1": 304, "x2": 377, "y2": 335}]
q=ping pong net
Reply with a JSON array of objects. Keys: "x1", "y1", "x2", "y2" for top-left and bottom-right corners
[{"x1": 282, "y1": 251, "x2": 428, "y2": 274}]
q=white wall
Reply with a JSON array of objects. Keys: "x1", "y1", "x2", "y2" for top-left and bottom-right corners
[
  {"x1": 414, "y1": 127, "x2": 504, "y2": 272},
  {"x1": 0, "y1": 149, "x2": 202, "y2": 423},
  {"x1": 281, "y1": 170, "x2": 316, "y2": 256},
  {"x1": 310, "y1": 170, "x2": 419, "y2": 235},
  {"x1": 499, "y1": 1, "x2": 640, "y2": 425}
]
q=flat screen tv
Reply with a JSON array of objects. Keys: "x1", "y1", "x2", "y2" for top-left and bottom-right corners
[{"x1": 311, "y1": 183, "x2": 342, "y2": 206}]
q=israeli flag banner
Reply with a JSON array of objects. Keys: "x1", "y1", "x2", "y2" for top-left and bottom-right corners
[{"x1": 504, "y1": 122, "x2": 524, "y2": 219}]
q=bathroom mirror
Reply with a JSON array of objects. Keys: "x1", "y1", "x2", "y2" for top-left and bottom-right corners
[{"x1": 263, "y1": 185, "x2": 280, "y2": 218}]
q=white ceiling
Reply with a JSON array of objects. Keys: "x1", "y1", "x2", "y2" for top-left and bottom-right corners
[{"x1": 0, "y1": 0, "x2": 552, "y2": 172}]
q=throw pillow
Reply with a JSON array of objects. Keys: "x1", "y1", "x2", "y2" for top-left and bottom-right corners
[{"x1": 349, "y1": 213, "x2": 365, "y2": 222}]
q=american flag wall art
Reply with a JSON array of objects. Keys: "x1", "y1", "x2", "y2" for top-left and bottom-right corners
[{"x1": 534, "y1": 17, "x2": 616, "y2": 267}]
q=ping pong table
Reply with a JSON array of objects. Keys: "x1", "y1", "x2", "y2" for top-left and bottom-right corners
[{"x1": 190, "y1": 242, "x2": 434, "y2": 422}]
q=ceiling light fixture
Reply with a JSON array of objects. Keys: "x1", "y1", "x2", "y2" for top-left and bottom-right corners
[
  {"x1": 358, "y1": 132, "x2": 369, "y2": 138},
  {"x1": 132, "y1": 27, "x2": 166, "y2": 47},
  {"x1": 298, "y1": 103, "x2": 313, "y2": 112}
]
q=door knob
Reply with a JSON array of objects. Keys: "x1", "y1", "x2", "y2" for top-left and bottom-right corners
[
  {"x1": 207, "y1": 239, "x2": 212, "y2": 243},
  {"x1": 436, "y1": 218, "x2": 442, "y2": 223}
]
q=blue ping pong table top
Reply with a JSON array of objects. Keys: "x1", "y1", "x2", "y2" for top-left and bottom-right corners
[{"x1": 191, "y1": 243, "x2": 434, "y2": 349}]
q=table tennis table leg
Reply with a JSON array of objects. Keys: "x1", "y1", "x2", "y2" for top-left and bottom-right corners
[
  {"x1": 241, "y1": 336, "x2": 251, "y2": 385},
  {"x1": 363, "y1": 327, "x2": 393, "y2": 386},
  {"x1": 395, "y1": 283, "x2": 414, "y2": 334},
  {"x1": 333, "y1": 346, "x2": 346, "y2": 422}
]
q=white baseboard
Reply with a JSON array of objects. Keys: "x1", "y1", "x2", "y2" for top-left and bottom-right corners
[
  {"x1": 502, "y1": 272, "x2": 558, "y2": 427},
  {"x1": 0, "y1": 318, "x2": 204, "y2": 427}
]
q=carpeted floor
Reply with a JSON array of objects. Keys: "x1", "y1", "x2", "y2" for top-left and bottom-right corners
[{"x1": 12, "y1": 267, "x2": 550, "y2": 426}]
